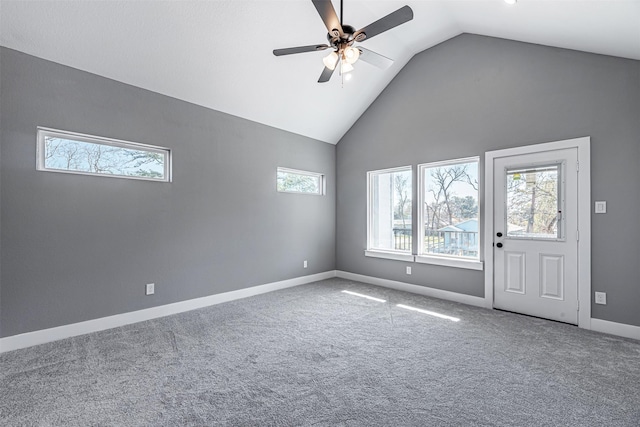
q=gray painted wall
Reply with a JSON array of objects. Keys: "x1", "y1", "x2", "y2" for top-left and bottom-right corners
[
  {"x1": 336, "y1": 34, "x2": 640, "y2": 326},
  {"x1": 0, "y1": 47, "x2": 336, "y2": 338},
  {"x1": 0, "y1": 47, "x2": 3, "y2": 336}
]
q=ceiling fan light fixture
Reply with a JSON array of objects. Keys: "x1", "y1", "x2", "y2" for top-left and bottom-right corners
[
  {"x1": 323, "y1": 51, "x2": 339, "y2": 70},
  {"x1": 344, "y1": 46, "x2": 360, "y2": 64},
  {"x1": 340, "y1": 61, "x2": 354, "y2": 74},
  {"x1": 504, "y1": 0, "x2": 517, "y2": 4}
]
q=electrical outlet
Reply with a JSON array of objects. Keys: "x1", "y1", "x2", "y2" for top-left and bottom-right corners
[
  {"x1": 595, "y1": 291, "x2": 606, "y2": 305},
  {"x1": 406, "y1": 266, "x2": 412, "y2": 275},
  {"x1": 146, "y1": 283, "x2": 155, "y2": 296},
  {"x1": 303, "y1": 260, "x2": 308, "y2": 269}
]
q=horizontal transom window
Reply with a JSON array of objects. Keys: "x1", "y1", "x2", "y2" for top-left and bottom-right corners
[
  {"x1": 37, "y1": 127, "x2": 171, "y2": 182},
  {"x1": 277, "y1": 167, "x2": 324, "y2": 195}
]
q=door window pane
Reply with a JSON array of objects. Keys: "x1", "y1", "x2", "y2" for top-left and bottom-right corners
[{"x1": 506, "y1": 165, "x2": 560, "y2": 239}]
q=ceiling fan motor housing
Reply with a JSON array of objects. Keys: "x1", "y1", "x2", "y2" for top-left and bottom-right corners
[{"x1": 327, "y1": 24, "x2": 362, "y2": 49}]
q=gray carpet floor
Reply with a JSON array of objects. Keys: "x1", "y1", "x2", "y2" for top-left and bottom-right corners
[{"x1": 1, "y1": 278, "x2": 639, "y2": 426}]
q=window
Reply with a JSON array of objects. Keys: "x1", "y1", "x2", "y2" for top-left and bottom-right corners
[
  {"x1": 366, "y1": 166, "x2": 413, "y2": 260},
  {"x1": 277, "y1": 167, "x2": 324, "y2": 195},
  {"x1": 37, "y1": 128, "x2": 171, "y2": 182},
  {"x1": 506, "y1": 163, "x2": 563, "y2": 240},
  {"x1": 417, "y1": 157, "x2": 482, "y2": 269}
]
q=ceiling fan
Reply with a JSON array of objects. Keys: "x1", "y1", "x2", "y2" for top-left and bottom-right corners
[{"x1": 273, "y1": 0, "x2": 414, "y2": 83}]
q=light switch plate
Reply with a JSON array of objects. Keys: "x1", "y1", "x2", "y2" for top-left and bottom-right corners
[
  {"x1": 146, "y1": 283, "x2": 155, "y2": 295},
  {"x1": 595, "y1": 201, "x2": 607, "y2": 214}
]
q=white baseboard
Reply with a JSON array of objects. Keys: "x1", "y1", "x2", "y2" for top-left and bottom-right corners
[
  {"x1": 337, "y1": 271, "x2": 640, "y2": 342},
  {"x1": 336, "y1": 270, "x2": 486, "y2": 308},
  {"x1": 590, "y1": 318, "x2": 640, "y2": 341},
  {"x1": 0, "y1": 270, "x2": 337, "y2": 354},
  {"x1": 4, "y1": 270, "x2": 636, "y2": 353}
]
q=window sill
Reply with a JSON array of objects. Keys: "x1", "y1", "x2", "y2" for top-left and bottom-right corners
[
  {"x1": 363, "y1": 251, "x2": 483, "y2": 270},
  {"x1": 365, "y1": 250, "x2": 415, "y2": 262},
  {"x1": 415, "y1": 255, "x2": 483, "y2": 271}
]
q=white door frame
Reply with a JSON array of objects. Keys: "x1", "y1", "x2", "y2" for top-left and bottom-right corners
[{"x1": 484, "y1": 137, "x2": 591, "y2": 329}]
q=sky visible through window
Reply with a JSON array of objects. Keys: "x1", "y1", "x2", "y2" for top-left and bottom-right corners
[
  {"x1": 44, "y1": 136, "x2": 166, "y2": 180},
  {"x1": 424, "y1": 162, "x2": 478, "y2": 205}
]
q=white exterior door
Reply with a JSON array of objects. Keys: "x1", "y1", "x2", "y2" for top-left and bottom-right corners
[{"x1": 493, "y1": 147, "x2": 579, "y2": 324}]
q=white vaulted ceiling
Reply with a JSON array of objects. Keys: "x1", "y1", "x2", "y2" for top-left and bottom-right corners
[{"x1": 1, "y1": 0, "x2": 639, "y2": 144}]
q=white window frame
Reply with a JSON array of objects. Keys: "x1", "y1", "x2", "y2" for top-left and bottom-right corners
[
  {"x1": 276, "y1": 167, "x2": 325, "y2": 195},
  {"x1": 36, "y1": 127, "x2": 172, "y2": 182},
  {"x1": 417, "y1": 156, "x2": 483, "y2": 271},
  {"x1": 365, "y1": 165, "x2": 415, "y2": 262}
]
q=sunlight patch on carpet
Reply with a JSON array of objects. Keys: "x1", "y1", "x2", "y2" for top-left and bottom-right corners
[
  {"x1": 341, "y1": 290, "x2": 386, "y2": 303},
  {"x1": 396, "y1": 304, "x2": 460, "y2": 322}
]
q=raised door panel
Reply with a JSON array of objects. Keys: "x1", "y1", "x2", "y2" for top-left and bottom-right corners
[
  {"x1": 540, "y1": 254, "x2": 564, "y2": 300},
  {"x1": 504, "y1": 252, "x2": 526, "y2": 294}
]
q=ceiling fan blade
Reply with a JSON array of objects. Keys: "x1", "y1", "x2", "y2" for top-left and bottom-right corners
[
  {"x1": 354, "y1": 5, "x2": 413, "y2": 42},
  {"x1": 318, "y1": 66, "x2": 335, "y2": 83},
  {"x1": 312, "y1": 0, "x2": 344, "y2": 38},
  {"x1": 357, "y1": 47, "x2": 394, "y2": 69},
  {"x1": 273, "y1": 44, "x2": 331, "y2": 56}
]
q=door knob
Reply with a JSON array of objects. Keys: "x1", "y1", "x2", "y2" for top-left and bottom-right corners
[
  {"x1": 496, "y1": 232, "x2": 503, "y2": 237},
  {"x1": 496, "y1": 242, "x2": 503, "y2": 248}
]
